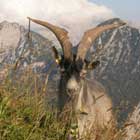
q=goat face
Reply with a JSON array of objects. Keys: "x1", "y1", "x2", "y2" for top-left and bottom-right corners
[
  {"x1": 58, "y1": 58, "x2": 83, "y2": 111},
  {"x1": 57, "y1": 59, "x2": 77, "y2": 111},
  {"x1": 58, "y1": 56, "x2": 100, "y2": 112}
]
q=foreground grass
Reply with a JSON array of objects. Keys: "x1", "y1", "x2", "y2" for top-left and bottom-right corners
[
  {"x1": 0, "y1": 68, "x2": 136, "y2": 140},
  {"x1": 0, "y1": 69, "x2": 71, "y2": 140}
]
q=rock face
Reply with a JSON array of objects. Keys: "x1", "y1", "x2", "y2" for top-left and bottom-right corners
[
  {"x1": 0, "y1": 21, "x2": 21, "y2": 65},
  {"x1": 92, "y1": 18, "x2": 140, "y2": 123},
  {"x1": 0, "y1": 21, "x2": 21, "y2": 51},
  {"x1": 0, "y1": 20, "x2": 53, "y2": 69}
]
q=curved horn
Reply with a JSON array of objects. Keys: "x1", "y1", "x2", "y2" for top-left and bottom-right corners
[
  {"x1": 76, "y1": 21, "x2": 126, "y2": 61},
  {"x1": 27, "y1": 17, "x2": 72, "y2": 60}
]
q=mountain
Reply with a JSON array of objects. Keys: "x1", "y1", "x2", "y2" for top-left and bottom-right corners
[
  {"x1": 0, "y1": 20, "x2": 59, "y2": 104},
  {"x1": 0, "y1": 20, "x2": 53, "y2": 70},
  {"x1": 92, "y1": 18, "x2": 140, "y2": 123}
]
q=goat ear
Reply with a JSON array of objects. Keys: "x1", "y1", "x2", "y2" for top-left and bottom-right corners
[
  {"x1": 52, "y1": 46, "x2": 61, "y2": 65},
  {"x1": 87, "y1": 60, "x2": 100, "y2": 70}
]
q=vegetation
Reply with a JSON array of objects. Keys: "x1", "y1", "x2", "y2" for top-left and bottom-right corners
[
  {"x1": 0, "y1": 68, "x2": 70, "y2": 140},
  {"x1": 0, "y1": 67, "x2": 135, "y2": 140}
]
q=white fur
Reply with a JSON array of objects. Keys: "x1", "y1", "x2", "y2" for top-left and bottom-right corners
[{"x1": 67, "y1": 76, "x2": 79, "y2": 91}]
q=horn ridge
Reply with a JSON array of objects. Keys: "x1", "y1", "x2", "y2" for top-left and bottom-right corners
[{"x1": 27, "y1": 17, "x2": 73, "y2": 60}]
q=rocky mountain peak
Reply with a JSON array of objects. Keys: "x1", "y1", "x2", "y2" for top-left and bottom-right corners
[
  {"x1": 0, "y1": 21, "x2": 22, "y2": 64},
  {"x1": 0, "y1": 21, "x2": 52, "y2": 68},
  {"x1": 99, "y1": 18, "x2": 125, "y2": 25}
]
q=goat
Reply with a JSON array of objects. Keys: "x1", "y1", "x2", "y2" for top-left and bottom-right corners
[{"x1": 27, "y1": 17, "x2": 125, "y2": 139}]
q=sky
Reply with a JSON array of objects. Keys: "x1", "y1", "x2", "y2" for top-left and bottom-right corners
[
  {"x1": 90, "y1": 0, "x2": 140, "y2": 27},
  {"x1": 0, "y1": 0, "x2": 139, "y2": 44}
]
